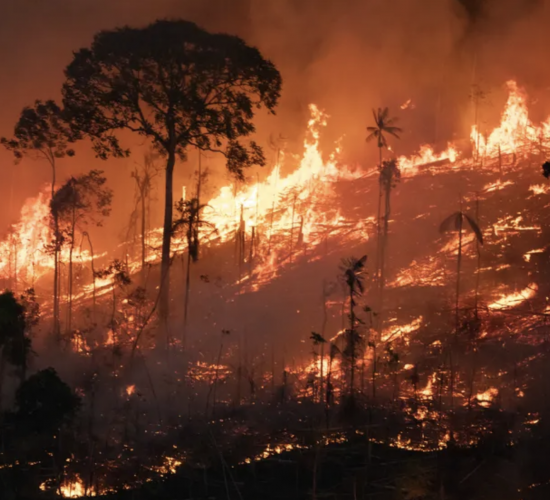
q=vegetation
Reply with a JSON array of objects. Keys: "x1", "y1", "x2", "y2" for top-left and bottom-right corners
[
  {"x1": 1, "y1": 101, "x2": 76, "y2": 340},
  {"x1": 0, "y1": 14, "x2": 550, "y2": 500},
  {"x1": 61, "y1": 19, "x2": 282, "y2": 338},
  {"x1": 51, "y1": 170, "x2": 112, "y2": 338}
]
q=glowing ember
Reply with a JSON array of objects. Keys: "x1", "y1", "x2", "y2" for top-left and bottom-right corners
[
  {"x1": 57, "y1": 477, "x2": 86, "y2": 498},
  {"x1": 381, "y1": 317, "x2": 423, "y2": 343},
  {"x1": 475, "y1": 387, "x2": 498, "y2": 408},
  {"x1": 529, "y1": 184, "x2": 550, "y2": 196},
  {"x1": 523, "y1": 248, "x2": 545, "y2": 262},
  {"x1": 482, "y1": 179, "x2": 513, "y2": 193}
]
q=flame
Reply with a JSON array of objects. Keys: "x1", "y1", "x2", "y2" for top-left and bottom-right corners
[
  {"x1": 471, "y1": 80, "x2": 534, "y2": 157},
  {"x1": 381, "y1": 317, "x2": 423, "y2": 343},
  {"x1": 482, "y1": 179, "x2": 513, "y2": 193},
  {"x1": 59, "y1": 477, "x2": 86, "y2": 498},
  {"x1": 488, "y1": 283, "x2": 537, "y2": 310},
  {"x1": 397, "y1": 144, "x2": 458, "y2": 176},
  {"x1": 529, "y1": 184, "x2": 550, "y2": 196},
  {"x1": 126, "y1": 385, "x2": 135, "y2": 396},
  {"x1": 523, "y1": 248, "x2": 545, "y2": 262},
  {"x1": 475, "y1": 387, "x2": 498, "y2": 408}
]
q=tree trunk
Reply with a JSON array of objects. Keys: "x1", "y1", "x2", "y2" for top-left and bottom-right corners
[
  {"x1": 141, "y1": 186, "x2": 146, "y2": 277},
  {"x1": 183, "y1": 249, "x2": 191, "y2": 349},
  {"x1": 378, "y1": 181, "x2": 391, "y2": 339},
  {"x1": 375, "y1": 146, "x2": 383, "y2": 282},
  {"x1": 0, "y1": 353, "x2": 5, "y2": 412},
  {"x1": 474, "y1": 198, "x2": 481, "y2": 320},
  {"x1": 349, "y1": 287, "x2": 355, "y2": 397},
  {"x1": 51, "y1": 161, "x2": 61, "y2": 342},
  {"x1": 450, "y1": 216, "x2": 463, "y2": 410},
  {"x1": 84, "y1": 232, "x2": 96, "y2": 321},
  {"x1": 159, "y1": 149, "x2": 176, "y2": 346},
  {"x1": 67, "y1": 209, "x2": 76, "y2": 337},
  {"x1": 455, "y1": 218, "x2": 463, "y2": 334}
]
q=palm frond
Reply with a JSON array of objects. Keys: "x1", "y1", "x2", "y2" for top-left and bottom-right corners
[
  {"x1": 439, "y1": 212, "x2": 462, "y2": 233},
  {"x1": 365, "y1": 128, "x2": 379, "y2": 143},
  {"x1": 310, "y1": 332, "x2": 326, "y2": 344},
  {"x1": 385, "y1": 126, "x2": 403, "y2": 138},
  {"x1": 463, "y1": 214, "x2": 484, "y2": 245}
]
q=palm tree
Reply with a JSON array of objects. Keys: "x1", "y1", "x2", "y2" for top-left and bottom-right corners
[
  {"x1": 366, "y1": 108, "x2": 402, "y2": 282},
  {"x1": 439, "y1": 210, "x2": 483, "y2": 407},
  {"x1": 340, "y1": 255, "x2": 367, "y2": 398},
  {"x1": 378, "y1": 159, "x2": 401, "y2": 330}
]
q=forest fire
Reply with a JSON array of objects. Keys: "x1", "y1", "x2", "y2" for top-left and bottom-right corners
[{"x1": 3, "y1": 10, "x2": 550, "y2": 496}]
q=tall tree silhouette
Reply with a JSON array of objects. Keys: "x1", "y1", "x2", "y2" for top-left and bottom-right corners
[
  {"x1": 366, "y1": 108, "x2": 401, "y2": 289},
  {"x1": 1, "y1": 101, "x2": 75, "y2": 340},
  {"x1": 340, "y1": 255, "x2": 367, "y2": 399},
  {"x1": 378, "y1": 159, "x2": 401, "y2": 332},
  {"x1": 439, "y1": 209, "x2": 483, "y2": 407},
  {"x1": 62, "y1": 19, "x2": 282, "y2": 339}
]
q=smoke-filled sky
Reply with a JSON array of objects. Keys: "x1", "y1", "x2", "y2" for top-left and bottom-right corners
[{"x1": 0, "y1": 0, "x2": 548, "y2": 248}]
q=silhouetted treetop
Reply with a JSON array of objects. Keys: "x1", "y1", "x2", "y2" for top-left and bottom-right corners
[
  {"x1": 1, "y1": 100, "x2": 75, "y2": 162},
  {"x1": 62, "y1": 18, "x2": 282, "y2": 176}
]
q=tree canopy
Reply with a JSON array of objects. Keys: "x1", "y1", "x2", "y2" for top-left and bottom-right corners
[
  {"x1": 61, "y1": 19, "x2": 282, "y2": 328},
  {"x1": 1, "y1": 100, "x2": 75, "y2": 165},
  {"x1": 62, "y1": 19, "x2": 282, "y2": 176}
]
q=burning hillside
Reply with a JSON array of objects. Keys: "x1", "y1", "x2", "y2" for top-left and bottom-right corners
[{"x1": 4, "y1": 73, "x2": 550, "y2": 497}]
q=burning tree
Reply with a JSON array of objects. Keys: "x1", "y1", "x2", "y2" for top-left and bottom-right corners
[
  {"x1": 1, "y1": 100, "x2": 76, "y2": 339},
  {"x1": 51, "y1": 170, "x2": 112, "y2": 339},
  {"x1": 61, "y1": 19, "x2": 282, "y2": 340}
]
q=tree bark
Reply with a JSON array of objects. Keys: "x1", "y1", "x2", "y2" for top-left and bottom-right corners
[
  {"x1": 378, "y1": 180, "x2": 391, "y2": 339},
  {"x1": 375, "y1": 146, "x2": 383, "y2": 281},
  {"x1": 183, "y1": 248, "x2": 191, "y2": 349},
  {"x1": 67, "y1": 207, "x2": 76, "y2": 337},
  {"x1": 159, "y1": 149, "x2": 176, "y2": 346},
  {"x1": 141, "y1": 185, "x2": 146, "y2": 276},
  {"x1": 51, "y1": 161, "x2": 61, "y2": 342}
]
